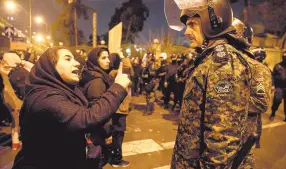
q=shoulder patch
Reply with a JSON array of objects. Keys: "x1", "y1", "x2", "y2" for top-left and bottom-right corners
[
  {"x1": 256, "y1": 83, "x2": 265, "y2": 95},
  {"x1": 213, "y1": 44, "x2": 229, "y2": 63}
]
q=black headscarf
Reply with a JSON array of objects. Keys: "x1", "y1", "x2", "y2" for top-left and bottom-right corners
[
  {"x1": 83, "y1": 47, "x2": 113, "y2": 87},
  {"x1": 109, "y1": 53, "x2": 121, "y2": 70},
  {"x1": 25, "y1": 46, "x2": 88, "y2": 106}
]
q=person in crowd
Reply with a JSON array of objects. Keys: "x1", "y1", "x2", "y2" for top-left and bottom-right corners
[
  {"x1": 270, "y1": 50, "x2": 286, "y2": 122},
  {"x1": 12, "y1": 46, "x2": 130, "y2": 169},
  {"x1": 0, "y1": 52, "x2": 33, "y2": 150},
  {"x1": 175, "y1": 54, "x2": 188, "y2": 109},
  {"x1": 251, "y1": 47, "x2": 271, "y2": 148},
  {"x1": 132, "y1": 56, "x2": 142, "y2": 96},
  {"x1": 108, "y1": 51, "x2": 131, "y2": 167},
  {"x1": 157, "y1": 53, "x2": 168, "y2": 101},
  {"x1": 140, "y1": 61, "x2": 148, "y2": 95},
  {"x1": 166, "y1": 0, "x2": 252, "y2": 168},
  {"x1": 164, "y1": 54, "x2": 178, "y2": 110},
  {"x1": 79, "y1": 47, "x2": 114, "y2": 168},
  {"x1": 143, "y1": 58, "x2": 157, "y2": 116},
  {"x1": 230, "y1": 18, "x2": 272, "y2": 168},
  {"x1": 74, "y1": 52, "x2": 86, "y2": 70},
  {"x1": 0, "y1": 54, "x2": 12, "y2": 127}
]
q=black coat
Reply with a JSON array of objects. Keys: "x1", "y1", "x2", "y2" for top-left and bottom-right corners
[
  {"x1": 80, "y1": 60, "x2": 114, "y2": 145},
  {"x1": 13, "y1": 47, "x2": 127, "y2": 169}
]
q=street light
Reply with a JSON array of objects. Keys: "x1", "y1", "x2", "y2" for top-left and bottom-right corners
[
  {"x1": 5, "y1": 0, "x2": 32, "y2": 42},
  {"x1": 35, "y1": 16, "x2": 44, "y2": 24},
  {"x1": 35, "y1": 16, "x2": 49, "y2": 34},
  {"x1": 35, "y1": 34, "x2": 43, "y2": 42},
  {"x1": 5, "y1": 1, "x2": 16, "y2": 10}
]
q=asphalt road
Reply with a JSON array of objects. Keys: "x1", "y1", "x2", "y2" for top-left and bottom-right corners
[{"x1": 0, "y1": 93, "x2": 286, "y2": 169}]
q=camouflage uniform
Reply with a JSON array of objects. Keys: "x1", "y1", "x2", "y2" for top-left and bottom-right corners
[
  {"x1": 239, "y1": 53, "x2": 272, "y2": 168},
  {"x1": 171, "y1": 40, "x2": 251, "y2": 169}
]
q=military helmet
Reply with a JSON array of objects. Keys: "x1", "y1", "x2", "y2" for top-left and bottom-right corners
[
  {"x1": 251, "y1": 48, "x2": 267, "y2": 62},
  {"x1": 231, "y1": 18, "x2": 245, "y2": 38},
  {"x1": 179, "y1": 0, "x2": 234, "y2": 39},
  {"x1": 243, "y1": 25, "x2": 253, "y2": 44}
]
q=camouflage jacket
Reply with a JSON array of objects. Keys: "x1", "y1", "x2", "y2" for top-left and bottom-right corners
[
  {"x1": 171, "y1": 40, "x2": 251, "y2": 169},
  {"x1": 243, "y1": 55, "x2": 272, "y2": 115}
]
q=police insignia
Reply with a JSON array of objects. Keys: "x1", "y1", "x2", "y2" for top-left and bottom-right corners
[
  {"x1": 214, "y1": 81, "x2": 232, "y2": 93},
  {"x1": 256, "y1": 83, "x2": 265, "y2": 94},
  {"x1": 213, "y1": 44, "x2": 229, "y2": 63},
  {"x1": 215, "y1": 45, "x2": 224, "y2": 52}
]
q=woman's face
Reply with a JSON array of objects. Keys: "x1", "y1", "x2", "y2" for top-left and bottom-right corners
[
  {"x1": 55, "y1": 49, "x2": 80, "y2": 85},
  {"x1": 98, "y1": 51, "x2": 110, "y2": 70}
]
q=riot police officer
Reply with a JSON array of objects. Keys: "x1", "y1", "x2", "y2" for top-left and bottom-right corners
[
  {"x1": 165, "y1": 0, "x2": 252, "y2": 168},
  {"x1": 270, "y1": 51, "x2": 286, "y2": 122},
  {"x1": 164, "y1": 54, "x2": 179, "y2": 110},
  {"x1": 230, "y1": 19, "x2": 272, "y2": 169}
]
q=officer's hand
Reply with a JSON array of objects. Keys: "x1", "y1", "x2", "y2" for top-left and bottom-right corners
[
  {"x1": 164, "y1": 82, "x2": 168, "y2": 88},
  {"x1": 115, "y1": 73, "x2": 130, "y2": 89}
]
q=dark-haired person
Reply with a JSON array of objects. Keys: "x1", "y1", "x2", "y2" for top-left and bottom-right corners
[
  {"x1": 164, "y1": 54, "x2": 179, "y2": 110},
  {"x1": 108, "y1": 52, "x2": 131, "y2": 167},
  {"x1": 0, "y1": 52, "x2": 33, "y2": 150},
  {"x1": 79, "y1": 47, "x2": 114, "y2": 168},
  {"x1": 12, "y1": 46, "x2": 130, "y2": 169},
  {"x1": 270, "y1": 51, "x2": 286, "y2": 122},
  {"x1": 80, "y1": 48, "x2": 130, "y2": 168},
  {"x1": 132, "y1": 56, "x2": 142, "y2": 96}
]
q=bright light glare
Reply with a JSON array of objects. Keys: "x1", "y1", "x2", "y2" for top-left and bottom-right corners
[
  {"x1": 36, "y1": 35, "x2": 43, "y2": 42},
  {"x1": 6, "y1": 1, "x2": 16, "y2": 10},
  {"x1": 46, "y1": 36, "x2": 51, "y2": 40},
  {"x1": 35, "y1": 16, "x2": 44, "y2": 23}
]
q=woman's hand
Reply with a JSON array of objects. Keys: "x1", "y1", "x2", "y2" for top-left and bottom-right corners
[{"x1": 115, "y1": 73, "x2": 130, "y2": 89}]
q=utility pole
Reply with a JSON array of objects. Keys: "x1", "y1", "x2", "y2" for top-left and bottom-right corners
[
  {"x1": 125, "y1": 17, "x2": 133, "y2": 43},
  {"x1": 93, "y1": 12, "x2": 97, "y2": 48},
  {"x1": 29, "y1": 0, "x2": 32, "y2": 42},
  {"x1": 74, "y1": 6, "x2": 78, "y2": 49}
]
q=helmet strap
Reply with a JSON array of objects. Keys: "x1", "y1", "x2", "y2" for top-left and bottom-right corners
[{"x1": 201, "y1": 39, "x2": 209, "y2": 51}]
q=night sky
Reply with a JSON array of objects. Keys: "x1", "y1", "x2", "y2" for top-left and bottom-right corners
[{"x1": 2, "y1": 0, "x2": 245, "y2": 44}]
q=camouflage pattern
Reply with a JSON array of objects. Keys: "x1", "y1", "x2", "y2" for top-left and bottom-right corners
[
  {"x1": 245, "y1": 56, "x2": 272, "y2": 115},
  {"x1": 239, "y1": 53, "x2": 272, "y2": 169},
  {"x1": 171, "y1": 40, "x2": 251, "y2": 169}
]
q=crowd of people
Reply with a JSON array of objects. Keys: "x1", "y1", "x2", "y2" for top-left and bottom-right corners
[{"x1": 0, "y1": 0, "x2": 286, "y2": 169}]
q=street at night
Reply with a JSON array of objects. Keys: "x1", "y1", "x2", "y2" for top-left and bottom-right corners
[
  {"x1": 1, "y1": 0, "x2": 286, "y2": 169},
  {"x1": 0, "y1": 93, "x2": 286, "y2": 169}
]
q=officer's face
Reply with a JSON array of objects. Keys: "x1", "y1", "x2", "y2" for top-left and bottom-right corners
[
  {"x1": 184, "y1": 17, "x2": 205, "y2": 48},
  {"x1": 55, "y1": 49, "x2": 80, "y2": 85}
]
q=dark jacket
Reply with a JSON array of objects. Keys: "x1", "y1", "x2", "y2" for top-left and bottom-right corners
[
  {"x1": 273, "y1": 62, "x2": 286, "y2": 88},
  {"x1": 165, "y1": 62, "x2": 178, "y2": 83},
  {"x1": 133, "y1": 64, "x2": 142, "y2": 79},
  {"x1": 8, "y1": 66, "x2": 30, "y2": 100},
  {"x1": 80, "y1": 58, "x2": 114, "y2": 145},
  {"x1": 13, "y1": 48, "x2": 127, "y2": 169}
]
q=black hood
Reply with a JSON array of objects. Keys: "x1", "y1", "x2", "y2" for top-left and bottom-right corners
[{"x1": 25, "y1": 47, "x2": 88, "y2": 107}]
